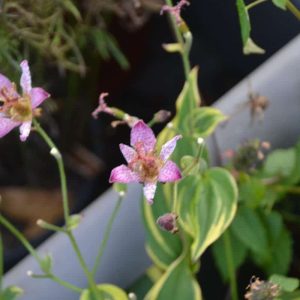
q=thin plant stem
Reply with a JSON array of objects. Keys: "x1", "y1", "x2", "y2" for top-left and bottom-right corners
[
  {"x1": 0, "y1": 214, "x2": 40, "y2": 263},
  {"x1": 31, "y1": 273, "x2": 83, "y2": 293},
  {"x1": 0, "y1": 215, "x2": 87, "y2": 294},
  {"x1": 246, "y1": 0, "x2": 268, "y2": 10},
  {"x1": 33, "y1": 119, "x2": 100, "y2": 299},
  {"x1": 32, "y1": 118, "x2": 70, "y2": 222},
  {"x1": 92, "y1": 196, "x2": 123, "y2": 276},
  {"x1": 223, "y1": 231, "x2": 238, "y2": 300},
  {"x1": 66, "y1": 232, "x2": 99, "y2": 298},
  {"x1": 165, "y1": 0, "x2": 191, "y2": 79},
  {"x1": 287, "y1": 0, "x2": 300, "y2": 20},
  {"x1": 172, "y1": 182, "x2": 179, "y2": 213}
]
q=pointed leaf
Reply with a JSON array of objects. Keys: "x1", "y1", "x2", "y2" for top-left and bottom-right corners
[
  {"x1": 145, "y1": 252, "x2": 202, "y2": 300},
  {"x1": 272, "y1": 0, "x2": 287, "y2": 10}
]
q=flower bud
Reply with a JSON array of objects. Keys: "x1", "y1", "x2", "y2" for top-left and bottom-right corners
[
  {"x1": 153, "y1": 110, "x2": 171, "y2": 124},
  {"x1": 156, "y1": 212, "x2": 178, "y2": 234}
]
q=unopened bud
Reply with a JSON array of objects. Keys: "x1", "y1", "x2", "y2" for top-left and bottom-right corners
[
  {"x1": 261, "y1": 141, "x2": 271, "y2": 150},
  {"x1": 153, "y1": 110, "x2": 171, "y2": 124},
  {"x1": 26, "y1": 270, "x2": 33, "y2": 277},
  {"x1": 156, "y1": 212, "x2": 178, "y2": 234}
]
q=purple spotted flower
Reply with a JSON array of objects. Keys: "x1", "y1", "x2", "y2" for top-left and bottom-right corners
[
  {"x1": 109, "y1": 120, "x2": 182, "y2": 204},
  {"x1": 0, "y1": 60, "x2": 50, "y2": 141}
]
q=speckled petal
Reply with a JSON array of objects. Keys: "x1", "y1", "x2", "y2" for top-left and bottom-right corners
[
  {"x1": 20, "y1": 60, "x2": 32, "y2": 94},
  {"x1": 0, "y1": 74, "x2": 13, "y2": 90},
  {"x1": 143, "y1": 182, "x2": 157, "y2": 205},
  {"x1": 0, "y1": 116, "x2": 19, "y2": 138},
  {"x1": 30, "y1": 87, "x2": 50, "y2": 108},
  {"x1": 19, "y1": 120, "x2": 32, "y2": 142},
  {"x1": 158, "y1": 160, "x2": 182, "y2": 182},
  {"x1": 130, "y1": 120, "x2": 156, "y2": 152},
  {"x1": 160, "y1": 135, "x2": 182, "y2": 162},
  {"x1": 109, "y1": 164, "x2": 140, "y2": 183},
  {"x1": 120, "y1": 143, "x2": 137, "y2": 163}
]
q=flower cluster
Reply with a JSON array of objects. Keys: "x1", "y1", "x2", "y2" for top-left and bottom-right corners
[
  {"x1": 245, "y1": 277, "x2": 280, "y2": 300},
  {"x1": 109, "y1": 120, "x2": 182, "y2": 204},
  {"x1": 0, "y1": 60, "x2": 50, "y2": 141}
]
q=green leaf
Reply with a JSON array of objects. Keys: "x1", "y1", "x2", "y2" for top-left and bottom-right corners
[
  {"x1": 236, "y1": 0, "x2": 265, "y2": 54},
  {"x1": 264, "y1": 149, "x2": 296, "y2": 178},
  {"x1": 145, "y1": 252, "x2": 202, "y2": 300},
  {"x1": 185, "y1": 107, "x2": 227, "y2": 138},
  {"x1": 1, "y1": 286, "x2": 23, "y2": 300},
  {"x1": 238, "y1": 176, "x2": 266, "y2": 208},
  {"x1": 212, "y1": 228, "x2": 247, "y2": 282},
  {"x1": 231, "y1": 207, "x2": 268, "y2": 257},
  {"x1": 40, "y1": 254, "x2": 53, "y2": 273},
  {"x1": 80, "y1": 284, "x2": 128, "y2": 300},
  {"x1": 270, "y1": 274, "x2": 299, "y2": 292},
  {"x1": 236, "y1": 0, "x2": 251, "y2": 45},
  {"x1": 61, "y1": 0, "x2": 82, "y2": 21},
  {"x1": 189, "y1": 168, "x2": 238, "y2": 260},
  {"x1": 106, "y1": 33, "x2": 130, "y2": 70},
  {"x1": 272, "y1": 0, "x2": 287, "y2": 10},
  {"x1": 67, "y1": 214, "x2": 82, "y2": 230}
]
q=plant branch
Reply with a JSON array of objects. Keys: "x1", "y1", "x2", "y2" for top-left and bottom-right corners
[{"x1": 92, "y1": 196, "x2": 123, "y2": 276}]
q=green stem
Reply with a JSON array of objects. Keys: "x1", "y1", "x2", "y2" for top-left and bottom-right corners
[
  {"x1": 33, "y1": 119, "x2": 100, "y2": 299},
  {"x1": 223, "y1": 231, "x2": 238, "y2": 300},
  {"x1": 246, "y1": 0, "x2": 268, "y2": 10},
  {"x1": 92, "y1": 197, "x2": 123, "y2": 276},
  {"x1": 287, "y1": 0, "x2": 300, "y2": 20},
  {"x1": 0, "y1": 215, "x2": 40, "y2": 262},
  {"x1": 31, "y1": 273, "x2": 83, "y2": 293},
  {"x1": 67, "y1": 232, "x2": 99, "y2": 298},
  {"x1": 33, "y1": 119, "x2": 70, "y2": 222},
  {"x1": 172, "y1": 182, "x2": 179, "y2": 213},
  {"x1": 165, "y1": 0, "x2": 191, "y2": 79}
]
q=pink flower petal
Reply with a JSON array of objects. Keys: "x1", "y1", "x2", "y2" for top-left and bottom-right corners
[
  {"x1": 20, "y1": 60, "x2": 32, "y2": 94},
  {"x1": 0, "y1": 116, "x2": 19, "y2": 138},
  {"x1": 160, "y1": 135, "x2": 182, "y2": 162},
  {"x1": 19, "y1": 121, "x2": 32, "y2": 142},
  {"x1": 120, "y1": 144, "x2": 137, "y2": 163},
  {"x1": 143, "y1": 182, "x2": 157, "y2": 204},
  {"x1": 30, "y1": 87, "x2": 50, "y2": 108},
  {"x1": 158, "y1": 160, "x2": 182, "y2": 182},
  {"x1": 0, "y1": 74, "x2": 13, "y2": 90},
  {"x1": 130, "y1": 120, "x2": 156, "y2": 153},
  {"x1": 109, "y1": 165, "x2": 140, "y2": 183}
]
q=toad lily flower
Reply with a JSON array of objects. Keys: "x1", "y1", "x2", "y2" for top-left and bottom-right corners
[
  {"x1": 0, "y1": 60, "x2": 50, "y2": 141},
  {"x1": 109, "y1": 120, "x2": 182, "y2": 204}
]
